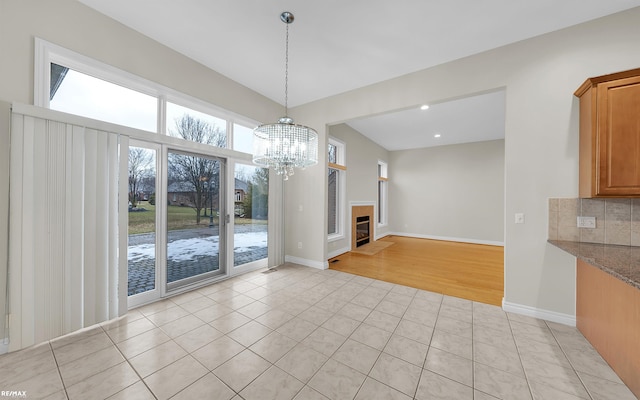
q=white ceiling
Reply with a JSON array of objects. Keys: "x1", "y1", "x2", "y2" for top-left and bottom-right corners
[
  {"x1": 78, "y1": 0, "x2": 640, "y2": 150},
  {"x1": 347, "y1": 90, "x2": 506, "y2": 151}
]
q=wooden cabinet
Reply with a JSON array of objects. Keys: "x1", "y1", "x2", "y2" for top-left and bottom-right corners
[
  {"x1": 576, "y1": 259, "x2": 640, "y2": 398},
  {"x1": 575, "y1": 68, "x2": 640, "y2": 197}
]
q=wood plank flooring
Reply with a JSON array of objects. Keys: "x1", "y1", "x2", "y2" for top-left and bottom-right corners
[{"x1": 328, "y1": 235, "x2": 504, "y2": 306}]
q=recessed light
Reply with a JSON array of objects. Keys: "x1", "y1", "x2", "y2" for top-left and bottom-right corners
[
  {"x1": 434, "y1": 133, "x2": 441, "y2": 138},
  {"x1": 420, "y1": 105, "x2": 429, "y2": 110}
]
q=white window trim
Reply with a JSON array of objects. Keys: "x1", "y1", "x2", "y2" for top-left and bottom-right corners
[
  {"x1": 378, "y1": 160, "x2": 388, "y2": 228},
  {"x1": 328, "y1": 137, "x2": 346, "y2": 242}
]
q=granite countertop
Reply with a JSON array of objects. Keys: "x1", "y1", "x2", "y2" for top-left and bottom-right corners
[{"x1": 548, "y1": 240, "x2": 640, "y2": 290}]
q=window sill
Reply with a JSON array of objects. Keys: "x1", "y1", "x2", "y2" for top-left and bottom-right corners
[{"x1": 328, "y1": 233, "x2": 345, "y2": 243}]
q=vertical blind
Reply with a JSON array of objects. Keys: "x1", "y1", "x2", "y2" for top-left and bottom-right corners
[
  {"x1": 268, "y1": 175, "x2": 285, "y2": 268},
  {"x1": 8, "y1": 105, "x2": 127, "y2": 351}
]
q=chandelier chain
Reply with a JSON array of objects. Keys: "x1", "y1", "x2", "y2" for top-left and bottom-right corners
[{"x1": 284, "y1": 21, "x2": 289, "y2": 117}]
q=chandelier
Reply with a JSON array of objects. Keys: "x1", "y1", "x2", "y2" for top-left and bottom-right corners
[{"x1": 253, "y1": 11, "x2": 318, "y2": 180}]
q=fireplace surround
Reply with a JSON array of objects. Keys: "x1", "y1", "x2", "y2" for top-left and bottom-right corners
[{"x1": 351, "y1": 205, "x2": 374, "y2": 249}]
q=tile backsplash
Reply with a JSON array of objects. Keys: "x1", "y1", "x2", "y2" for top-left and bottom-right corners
[{"x1": 549, "y1": 198, "x2": 640, "y2": 246}]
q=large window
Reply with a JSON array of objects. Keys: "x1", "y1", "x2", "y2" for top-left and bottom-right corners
[
  {"x1": 328, "y1": 138, "x2": 346, "y2": 239},
  {"x1": 37, "y1": 39, "x2": 257, "y2": 148},
  {"x1": 37, "y1": 38, "x2": 270, "y2": 306},
  {"x1": 378, "y1": 160, "x2": 388, "y2": 226},
  {"x1": 50, "y1": 63, "x2": 157, "y2": 132}
]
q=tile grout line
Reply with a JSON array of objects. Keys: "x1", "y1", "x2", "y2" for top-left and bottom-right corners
[
  {"x1": 293, "y1": 274, "x2": 360, "y2": 399},
  {"x1": 228, "y1": 271, "x2": 342, "y2": 399},
  {"x1": 545, "y1": 321, "x2": 595, "y2": 400},
  {"x1": 349, "y1": 279, "x2": 410, "y2": 400},
  {"x1": 507, "y1": 314, "x2": 542, "y2": 400},
  {"x1": 47, "y1": 340, "x2": 70, "y2": 400},
  {"x1": 471, "y1": 301, "x2": 476, "y2": 400},
  {"x1": 102, "y1": 321, "x2": 160, "y2": 400},
  {"x1": 415, "y1": 291, "x2": 444, "y2": 399},
  {"x1": 260, "y1": 271, "x2": 339, "y2": 399}
]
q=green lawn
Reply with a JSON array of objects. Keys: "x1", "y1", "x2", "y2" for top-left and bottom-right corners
[{"x1": 128, "y1": 201, "x2": 266, "y2": 234}]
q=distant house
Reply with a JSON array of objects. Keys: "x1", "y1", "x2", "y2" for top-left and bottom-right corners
[
  {"x1": 234, "y1": 178, "x2": 248, "y2": 217},
  {"x1": 167, "y1": 181, "x2": 197, "y2": 207},
  {"x1": 166, "y1": 178, "x2": 249, "y2": 214}
]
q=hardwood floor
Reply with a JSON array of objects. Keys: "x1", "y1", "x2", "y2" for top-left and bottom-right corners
[{"x1": 329, "y1": 236, "x2": 504, "y2": 306}]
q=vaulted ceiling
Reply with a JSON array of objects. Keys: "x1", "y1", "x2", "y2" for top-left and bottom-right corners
[{"x1": 79, "y1": 0, "x2": 640, "y2": 149}]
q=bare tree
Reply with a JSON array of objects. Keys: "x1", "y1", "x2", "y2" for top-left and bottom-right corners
[
  {"x1": 168, "y1": 114, "x2": 226, "y2": 224},
  {"x1": 128, "y1": 147, "x2": 154, "y2": 208}
]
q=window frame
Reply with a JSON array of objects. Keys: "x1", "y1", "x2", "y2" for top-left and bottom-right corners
[
  {"x1": 328, "y1": 137, "x2": 346, "y2": 241},
  {"x1": 34, "y1": 38, "x2": 258, "y2": 153},
  {"x1": 377, "y1": 160, "x2": 388, "y2": 227},
  {"x1": 34, "y1": 38, "x2": 274, "y2": 304}
]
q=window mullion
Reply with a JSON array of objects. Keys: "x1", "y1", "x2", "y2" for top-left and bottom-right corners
[{"x1": 158, "y1": 95, "x2": 167, "y2": 135}]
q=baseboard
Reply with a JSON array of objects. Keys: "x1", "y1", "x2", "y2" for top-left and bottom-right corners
[
  {"x1": 374, "y1": 232, "x2": 391, "y2": 241},
  {"x1": 328, "y1": 246, "x2": 350, "y2": 259},
  {"x1": 502, "y1": 299, "x2": 576, "y2": 327},
  {"x1": 390, "y1": 232, "x2": 504, "y2": 247},
  {"x1": 285, "y1": 255, "x2": 328, "y2": 270}
]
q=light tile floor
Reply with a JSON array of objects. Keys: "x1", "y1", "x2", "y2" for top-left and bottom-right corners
[{"x1": 0, "y1": 263, "x2": 637, "y2": 400}]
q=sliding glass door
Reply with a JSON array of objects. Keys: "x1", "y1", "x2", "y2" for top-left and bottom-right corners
[
  {"x1": 127, "y1": 142, "x2": 160, "y2": 305},
  {"x1": 166, "y1": 150, "x2": 226, "y2": 291},
  {"x1": 233, "y1": 163, "x2": 268, "y2": 268}
]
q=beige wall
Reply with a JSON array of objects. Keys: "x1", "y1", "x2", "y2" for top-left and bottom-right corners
[
  {"x1": 0, "y1": 0, "x2": 281, "y2": 343},
  {"x1": 327, "y1": 124, "x2": 391, "y2": 256},
  {"x1": 291, "y1": 7, "x2": 640, "y2": 317},
  {"x1": 389, "y1": 140, "x2": 504, "y2": 244}
]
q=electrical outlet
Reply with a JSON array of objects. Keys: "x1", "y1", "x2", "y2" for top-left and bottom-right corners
[
  {"x1": 577, "y1": 216, "x2": 596, "y2": 228},
  {"x1": 297, "y1": 242, "x2": 302, "y2": 249},
  {"x1": 515, "y1": 213, "x2": 525, "y2": 224}
]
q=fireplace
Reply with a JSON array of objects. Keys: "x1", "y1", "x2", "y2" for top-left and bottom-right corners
[
  {"x1": 351, "y1": 205, "x2": 374, "y2": 249},
  {"x1": 356, "y1": 216, "x2": 370, "y2": 247}
]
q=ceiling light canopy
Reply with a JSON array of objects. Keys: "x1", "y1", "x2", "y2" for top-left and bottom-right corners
[
  {"x1": 253, "y1": 11, "x2": 318, "y2": 180},
  {"x1": 420, "y1": 105, "x2": 430, "y2": 110}
]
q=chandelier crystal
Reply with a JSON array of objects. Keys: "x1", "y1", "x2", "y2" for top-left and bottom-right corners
[{"x1": 252, "y1": 11, "x2": 318, "y2": 180}]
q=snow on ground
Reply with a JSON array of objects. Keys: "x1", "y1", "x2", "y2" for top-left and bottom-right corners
[{"x1": 128, "y1": 231, "x2": 267, "y2": 262}]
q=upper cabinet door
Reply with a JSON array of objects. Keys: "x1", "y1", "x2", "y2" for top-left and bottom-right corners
[
  {"x1": 576, "y1": 68, "x2": 640, "y2": 197},
  {"x1": 597, "y1": 75, "x2": 640, "y2": 196}
]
